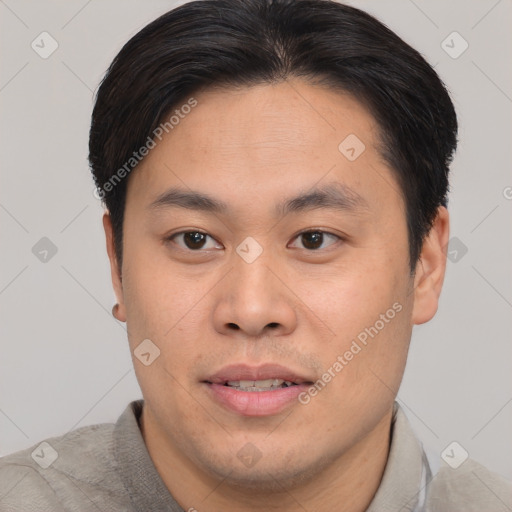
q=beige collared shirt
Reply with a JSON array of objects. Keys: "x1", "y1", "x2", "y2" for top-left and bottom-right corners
[{"x1": 0, "y1": 400, "x2": 510, "y2": 511}]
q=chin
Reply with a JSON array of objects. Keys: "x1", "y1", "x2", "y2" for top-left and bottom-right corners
[
  {"x1": 200, "y1": 449, "x2": 333, "y2": 492},
  {"x1": 222, "y1": 466, "x2": 313, "y2": 492}
]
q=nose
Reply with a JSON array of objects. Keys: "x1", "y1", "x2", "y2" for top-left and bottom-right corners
[{"x1": 212, "y1": 248, "x2": 298, "y2": 339}]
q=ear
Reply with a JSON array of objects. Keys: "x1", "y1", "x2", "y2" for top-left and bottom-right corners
[
  {"x1": 103, "y1": 212, "x2": 127, "y2": 322},
  {"x1": 412, "y1": 206, "x2": 450, "y2": 325}
]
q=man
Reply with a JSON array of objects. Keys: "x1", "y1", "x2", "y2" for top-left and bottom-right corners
[{"x1": 1, "y1": 0, "x2": 510, "y2": 510}]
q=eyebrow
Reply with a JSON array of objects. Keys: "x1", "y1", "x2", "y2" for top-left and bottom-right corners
[
  {"x1": 147, "y1": 183, "x2": 368, "y2": 217},
  {"x1": 148, "y1": 187, "x2": 228, "y2": 213},
  {"x1": 277, "y1": 183, "x2": 368, "y2": 216}
]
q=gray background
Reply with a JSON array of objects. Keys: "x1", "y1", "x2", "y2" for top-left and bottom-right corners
[{"x1": 1, "y1": 0, "x2": 511, "y2": 480}]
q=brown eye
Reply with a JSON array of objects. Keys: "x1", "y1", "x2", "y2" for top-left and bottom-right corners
[
  {"x1": 290, "y1": 230, "x2": 340, "y2": 250},
  {"x1": 183, "y1": 232, "x2": 207, "y2": 249},
  {"x1": 170, "y1": 231, "x2": 222, "y2": 251},
  {"x1": 301, "y1": 231, "x2": 323, "y2": 249}
]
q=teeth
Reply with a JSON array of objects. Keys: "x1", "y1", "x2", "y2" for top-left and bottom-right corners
[{"x1": 225, "y1": 379, "x2": 295, "y2": 391}]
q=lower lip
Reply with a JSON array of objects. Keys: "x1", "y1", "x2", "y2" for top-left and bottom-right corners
[{"x1": 204, "y1": 383, "x2": 309, "y2": 416}]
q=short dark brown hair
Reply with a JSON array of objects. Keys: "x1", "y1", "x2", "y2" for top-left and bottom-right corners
[{"x1": 89, "y1": 0, "x2": 458, "y2": 271}]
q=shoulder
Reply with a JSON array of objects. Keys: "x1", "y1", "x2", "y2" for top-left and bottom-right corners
[
  {"x1": 0, "y1": 422, "x2": 132, "y2": 512},
  {"x1": 426, "y1": 458, "x2": 512, "y2": 511}
]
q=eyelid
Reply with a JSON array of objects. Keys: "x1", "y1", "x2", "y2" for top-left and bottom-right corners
[
  {"x1": 288, "y1": 229, "x2": 343, "y2": 250},
  {"x1": 166, "y1": 230, "x2": 223, "y2": 251}
]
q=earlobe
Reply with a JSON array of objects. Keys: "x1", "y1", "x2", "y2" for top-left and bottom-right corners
[
  {"x1": 411, "y1": 206, "x2": 450, "y2": 325},
  {"x1": 102, "y1": 212, "x2": 127, "y2": 322}
]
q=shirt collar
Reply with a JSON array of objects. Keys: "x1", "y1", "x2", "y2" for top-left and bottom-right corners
[
  {"x1": 114, "y1": 400, "x2": 183, "y2": 511},
  {"x1": 114, "y1": 400, "x2": 429, "y2": 511},
  {"x1": 367, "y1": 402, "x2": 429, "y2": 511}
]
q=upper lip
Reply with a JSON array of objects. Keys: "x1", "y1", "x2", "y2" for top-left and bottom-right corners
[{"x1": 204, "y1": 363, "x2": 314, "y2": 385}]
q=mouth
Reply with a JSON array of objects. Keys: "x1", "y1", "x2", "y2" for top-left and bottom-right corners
[
  {"x1": 202, "y1": 364, "x2": 314, "y2": 416},
  {"x1": 215, "y1": 378, "x2": 298, "y2": 392}
]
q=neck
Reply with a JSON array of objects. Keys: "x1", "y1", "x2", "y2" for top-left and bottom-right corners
[{"x1": 141, "y1": 408, "x2": 393, "y2": 512}]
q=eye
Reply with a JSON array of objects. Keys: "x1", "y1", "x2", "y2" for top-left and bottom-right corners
[
  {"x1": 168, "y1": 231, "x2": 222, "y2": 251},
  {"x1": 289, "y1": 230, "x2": 341, "y2": 250}
]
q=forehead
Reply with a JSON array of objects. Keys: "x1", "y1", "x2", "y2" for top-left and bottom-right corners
[{"x1": 125, "y1": 79, "x2": 401, "y2": 214}]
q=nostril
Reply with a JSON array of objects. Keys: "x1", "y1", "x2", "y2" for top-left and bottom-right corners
[
  {"x1": 267, "y1": 322, "x2": 279, "y2": 329},
  {"x1": 227, "y1": 323, "x2": 240, "y2": 330}
]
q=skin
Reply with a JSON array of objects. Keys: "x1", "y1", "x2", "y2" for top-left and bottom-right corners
[{"x1": 103, "y1": 78, "x2": 449, "y2": 511}]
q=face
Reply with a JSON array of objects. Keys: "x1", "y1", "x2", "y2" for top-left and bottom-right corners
[{"x1": 105, "y1": 79, "x2": 447, "y2": 490}]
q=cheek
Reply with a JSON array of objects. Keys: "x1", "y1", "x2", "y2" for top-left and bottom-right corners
[
  {"x1": 121, "y1": 262, "x2": 215, "y2": 394},
  {"x1": 302, "y1": 263, "x2": 411, "y2": 387},
  {"x1": 304, "y1": 266, "x2": 400, "y2": 338},
  {"x1": 122, "y1": 239, "x2": 201, "y2": 335}
]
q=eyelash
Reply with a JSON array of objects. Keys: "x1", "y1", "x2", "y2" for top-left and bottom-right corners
[{"x1": 165, "y1": 229, "x2": 343, "y2": 252}]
